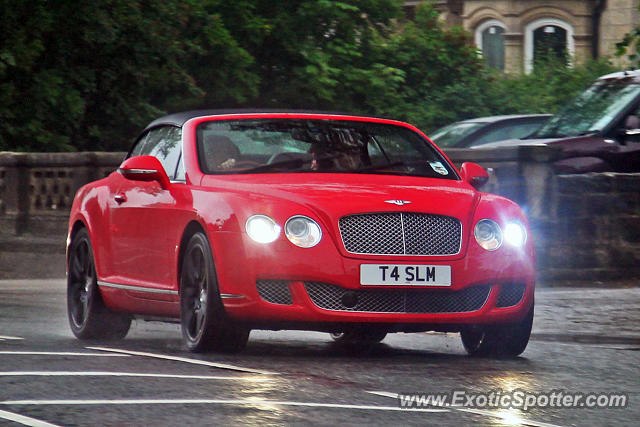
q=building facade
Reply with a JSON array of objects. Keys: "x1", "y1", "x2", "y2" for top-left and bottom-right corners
[{"x1": 407, "y1": 0, "x2": 640, "y2": 73}]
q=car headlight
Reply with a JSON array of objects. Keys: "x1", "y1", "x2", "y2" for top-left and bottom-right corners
[
  {"x1": 246, "y1": 215, "x2": 281, "y2": 244},
  {"x1": 474, "y1": 219, "x2": 502, "y2": 251},
  {"x1": 285, "y1": 216, "x2": 322, "y2": 248},
  {"x1": 504, "y1": 221, "x2": 527, "y2": 247}
]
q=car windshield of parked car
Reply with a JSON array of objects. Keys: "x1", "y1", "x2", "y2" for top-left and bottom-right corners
[
  {"x1": 197, "y1": 119, "x2": 458, "y2": 179},
  {"x1": 470, "y1": 120, "x2": 548, "y2": 147},
  {"x1": 428, "y1": 122, "x2": 485, "y2": 147},
  {"x1": 530, "y1": 78, "x2": 640, "y2": 139}
]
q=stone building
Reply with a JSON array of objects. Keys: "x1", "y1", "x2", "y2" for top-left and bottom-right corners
[{"x1": 405, "y1": 0, "x2": 640, "y2": 73}]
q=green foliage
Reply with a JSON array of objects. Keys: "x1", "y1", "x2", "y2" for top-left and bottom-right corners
[
  {"x1": 0, "y1": 0, "x2": 623, "y2": 152},
  {"x1": 616, "y1": 11, "x2": 640, "y2": 66},
  {"x1": 491, "y1": 57, "x2": 616, "y2": 114},
  {"x1": 0, "y1": 0, "x2": 255, "y2": 151},
  {"x1": 413, "y1": 53, "x2": 616, "y2": 134},
  {"x1": 372, "y1": 4, "x2": 488, "y2": 129}
]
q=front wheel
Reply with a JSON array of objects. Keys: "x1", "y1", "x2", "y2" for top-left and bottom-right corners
[
  {"x1": 461, "y1": 303, "x2": 534, "y2": 358},
  {"x1": 67, "y1": 228, "x2": 131, "y2": 340},
  {"x1": 180, "y1": 232, "x2": 250, "y2": 353}
]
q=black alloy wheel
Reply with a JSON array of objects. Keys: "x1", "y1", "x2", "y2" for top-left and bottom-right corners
[
  {"x1": 67, "y1": 228, "x2": 131, "y2": 339},
  {"x1": 180, "y1": 232, "x2": 250, "y2": 353},
  {"x1": 460, "y1": 302, "x2": 534, "y2": 358}
]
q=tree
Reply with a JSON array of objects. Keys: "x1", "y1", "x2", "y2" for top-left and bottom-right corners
[
  {"x1": 219, "y1": 0, "x2": 404, "y2": 110},
  {"x1": 0, "y1": 0, "x2": 256, "y2": 151}
]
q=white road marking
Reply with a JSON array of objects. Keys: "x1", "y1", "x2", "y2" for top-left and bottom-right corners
[
  {"x1": 0, "y1": 409, "x2": 61, "y2": 427},
  {"x1": 0, "y1": 371, "x2": 268, "y2": 381},
  {"x1": 0, "y1": 398, "x2": 447, "y2": 413},
  {"x1": 367, "y1": 391, "x2": 565, "y2": 427},
  {"x1": 86, "y1": 346, "x2": 275, "y2": 375},
  {"x1": 0, "y1": 351, "x2": 129, "y2": 357},
  {"x1": 0, "y1": 335, "x2": 24, "y2": 340}
]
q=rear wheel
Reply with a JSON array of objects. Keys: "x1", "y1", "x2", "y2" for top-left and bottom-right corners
[
  {"x1": 180, "y1": 232, "x2": 250, "y2": 353},
  {"x1": 330, "y1": 328, "x2": 387, "y2": 345},
  {"x1": 67, "y1": 229, "x2": 131, "y2": 340},
  {"x1": 461, "y1": 303, "x2": 534, "y2": 358}
]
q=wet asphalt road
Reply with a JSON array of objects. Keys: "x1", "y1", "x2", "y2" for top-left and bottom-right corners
[{"x1": 0, "y1": 280, "x2": 638, "y2": 426}]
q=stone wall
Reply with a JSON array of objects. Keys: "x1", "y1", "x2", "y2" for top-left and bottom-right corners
[
  {"x1": 600, "y1": 0, "x2": 640, "y2": 66},
  {"x1": 1, "y1": 149, "x2": 639, "y2": 283},
  {"x1": 549, "y1": 173, "x2": 640, "y2": 281}
]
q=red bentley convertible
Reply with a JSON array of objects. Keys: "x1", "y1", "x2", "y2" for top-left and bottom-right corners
[{"x1": 66, "y1": 111, "x2": 535, "y2": 357}]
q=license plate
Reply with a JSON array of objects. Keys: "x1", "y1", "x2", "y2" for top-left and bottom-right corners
[{"x1": 360, "y1": 264, "x2": 451, "y2": 286}]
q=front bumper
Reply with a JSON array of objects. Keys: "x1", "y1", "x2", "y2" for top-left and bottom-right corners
[{"x1": 211, "y1": 230, "x2": 536, "y2": 328}]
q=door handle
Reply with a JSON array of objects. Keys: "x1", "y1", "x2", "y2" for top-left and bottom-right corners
[{"x1": 114, "y1": 194, "x2": 127, "y2": 204}]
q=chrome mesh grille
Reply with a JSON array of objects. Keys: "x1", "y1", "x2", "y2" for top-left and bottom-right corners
[
  {"x1": 256, "y1": 280, "x2": 292, "y2": 305},
  {"x1": 496, "y1": 283, "x2": 526, "y2": 308},
  {"x1": 304, "y1": 282, "x2": 490, "y2": 314},
  {"x1": 338, "y1": 213, "x2": 461, "y2": 256}
]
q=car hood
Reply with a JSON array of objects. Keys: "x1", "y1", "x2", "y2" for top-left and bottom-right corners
[{"x1": 203, "y1": 173, "x2": 480, "y2": 224}]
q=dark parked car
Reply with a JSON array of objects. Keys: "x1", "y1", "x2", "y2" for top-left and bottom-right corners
[
  {"x1": 429, "y1": 114, "x2": 551, "y2": 148},
  {"x1": 481, "y1": 70, "x2": 640, "y2": 173}
]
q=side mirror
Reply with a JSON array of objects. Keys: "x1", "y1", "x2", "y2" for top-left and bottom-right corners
[
  {"x1": 625, "y1": 114, "x2": 640, "y2": 130},
  {"x1": 118, "y1": 155, "x2": 170, "y2": 189},
  {"x1": 623, "y1": 115, "x2": 640, "y2": 144},
  {"x1": 460, "y1": 162, "x2": 489, "y2": 190}
]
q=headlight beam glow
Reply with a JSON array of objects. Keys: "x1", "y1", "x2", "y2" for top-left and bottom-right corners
[
  {"x1": 504, "y1": 222, "x2": 527, "y2": 247},
  {"x1": 245, "y1": 215, "x2": 281, "y2": 244}
]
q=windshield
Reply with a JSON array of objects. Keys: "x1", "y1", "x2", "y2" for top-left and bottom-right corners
[
  {"x1": 530, "y1": 78, "x2": 640, "y2": 138},
  {"x1": 196, "y1": 118, "x2": 458, "y2": 179},
  {"x1": 429, "y1": 122, "x2": 485, "y2": 147}
]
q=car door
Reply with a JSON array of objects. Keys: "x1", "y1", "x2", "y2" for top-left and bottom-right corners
[
  {"x1": 606, "y1": 106, "x2": 640, "y2": 172},
  {"x1": 109, "y1": 126, "x2": 183, "y2": 291}
]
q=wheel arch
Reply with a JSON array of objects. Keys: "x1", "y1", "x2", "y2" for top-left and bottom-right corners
[
  {"x1": 67, "y1": 219, "x2": 88, "y2": 264},
  {"x1": 177, "y1": 220, "x2": 209, "y2": 291}
]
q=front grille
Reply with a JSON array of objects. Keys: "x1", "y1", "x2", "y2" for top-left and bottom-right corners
[
  {"x1": 496, "y1": 283, "x2": 526, "y2": 308},
  {"x1": 304, "y1": 282, "x2": 490, "y2": 314},
  {"x1": 338, "y1": 213, "x2": 462, "y2": 256},
  {"x1": 256, "y1": 280, "x2": 293, "y2": 305}
]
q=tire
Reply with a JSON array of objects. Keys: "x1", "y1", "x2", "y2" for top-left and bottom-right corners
[
  {"x1": 180, "y1": 232, "x2": 250, "y2": 353},
  {"x1": 67, "y1": 228, "x2": 131, "y2": 340},
  {"x1": 330, "y1": 328, "x2": 387, "y2": 345},
  {"x1": 461, "y1": 302, "x2": 534, "y2": 358}
]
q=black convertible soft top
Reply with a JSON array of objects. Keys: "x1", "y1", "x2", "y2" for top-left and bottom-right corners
[{"x1": 142, "y1": 109, "x2": 364, "y2": 133}]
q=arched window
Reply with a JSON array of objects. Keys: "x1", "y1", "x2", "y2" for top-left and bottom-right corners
[
  {"x1": 475, "y1": 20, "x2": 506, "y2": 70},
  {"x1": 524, "y1": 18, "x2": 574, "y2": 73}
]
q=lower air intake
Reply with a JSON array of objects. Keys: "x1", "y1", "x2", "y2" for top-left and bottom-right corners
[
  {"x1": 496, "y1": 283, "x2": 526, "y2": 308},
  {"x1": 304, "y1": 282, "x2": 490, "y2": 313},
  {"x1": 256, "y1": 280, "x2": 293, "y2": 305}
]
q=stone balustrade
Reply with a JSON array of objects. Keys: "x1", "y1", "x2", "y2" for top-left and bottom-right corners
[{"x1": 0, "y1": 152, "x2": 125, "y2": 236}]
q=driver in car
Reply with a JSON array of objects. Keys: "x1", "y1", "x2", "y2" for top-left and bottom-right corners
[{"x1": 204, "y1": 134, "x2": 240, "y2": 170}]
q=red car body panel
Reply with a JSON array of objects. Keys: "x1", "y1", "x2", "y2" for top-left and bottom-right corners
[{"x1": 67, "y1": 113, "x2": 535, "y2": 331}]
